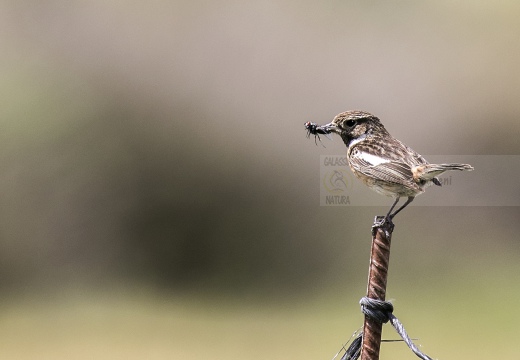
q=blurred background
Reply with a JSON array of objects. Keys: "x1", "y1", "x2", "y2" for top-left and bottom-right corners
[{"x1": 0, "y1": 1, "x2": 519, "y2": 358}]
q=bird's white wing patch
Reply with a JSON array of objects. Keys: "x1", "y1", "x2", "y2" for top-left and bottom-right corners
[{"x1": 355, "y1": 151, "x2": 390, "y2": 166}]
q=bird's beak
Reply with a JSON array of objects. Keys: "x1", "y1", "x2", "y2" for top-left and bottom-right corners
[{"x1": 316, "y1": 122, "x2": 340, "y2": 134}]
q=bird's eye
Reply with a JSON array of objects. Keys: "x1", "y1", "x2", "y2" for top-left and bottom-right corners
[{"x1": 345, "y1": 119, "x2": 356, "y2": 127}]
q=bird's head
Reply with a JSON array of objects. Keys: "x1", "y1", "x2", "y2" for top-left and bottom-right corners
[{"x1": 315, "y1": 110, "x2": 389, "y2": 147}]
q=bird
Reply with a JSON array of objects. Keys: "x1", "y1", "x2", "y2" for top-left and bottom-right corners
[{"x1": 307, "y1": 110, "x2": 473, "y2": 222}]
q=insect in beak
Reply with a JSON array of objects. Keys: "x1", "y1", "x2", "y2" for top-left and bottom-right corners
[{"x1": 304, "y1": 121, "x2": 333, "y2": 147}]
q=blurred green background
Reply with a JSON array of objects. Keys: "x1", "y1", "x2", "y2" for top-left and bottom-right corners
[{"x1": 1, "y1": 1, "x2": 519, "y2": 359}]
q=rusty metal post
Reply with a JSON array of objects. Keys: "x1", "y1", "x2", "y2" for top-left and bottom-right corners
[{"x1": 360, "y1": 217, "x2": 394, "y2": 360}]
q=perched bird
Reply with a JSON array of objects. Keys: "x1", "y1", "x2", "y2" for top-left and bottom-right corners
[{"x1": 308, "y1": 110, "x2": 473, "y2": 221}]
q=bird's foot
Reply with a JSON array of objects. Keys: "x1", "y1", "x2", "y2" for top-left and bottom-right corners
[{"x1": 371, "y1": 215, "x2": 394, "y2": 236}]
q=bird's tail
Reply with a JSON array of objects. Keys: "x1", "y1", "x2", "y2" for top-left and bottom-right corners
[{"x1": 413, "y1": 163, "x2": 474, "y2": 185}]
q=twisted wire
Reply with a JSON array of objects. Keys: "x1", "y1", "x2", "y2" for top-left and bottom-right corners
[{"x1": 336, "y1": 298, "x2": 435, "y2": 360}]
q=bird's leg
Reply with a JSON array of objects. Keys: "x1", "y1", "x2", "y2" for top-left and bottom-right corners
[
  {"x1": 386, "y1": 197, "x2": 400, "y2": 219},
  {"x1": 373, "y1": 197, "x2": 400, "y2": 229},
  {"x1": 373, "y1": 196, "x2": 415, "y2": 231},
  {"x1": 388, "y1": 196, "x2": 414, "y2": 219}
]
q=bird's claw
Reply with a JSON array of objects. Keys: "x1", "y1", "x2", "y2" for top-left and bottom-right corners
[{"x1": 371, "y1": 215, "x2": 394, "y2": 235}]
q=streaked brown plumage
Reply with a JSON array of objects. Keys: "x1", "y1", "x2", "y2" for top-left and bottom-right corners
[{"x1": 313, "y1": 110, "x2": 474, "y2": 221}]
